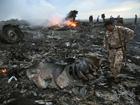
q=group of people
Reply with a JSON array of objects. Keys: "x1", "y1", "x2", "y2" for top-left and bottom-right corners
[
  {"x1": 89, "y1": 14, "x2": 137, "y2": 82},
  {"x1": 89, "y1": 14, "x2": 136, "y2": 81},
  {"x1": 89, "y1": 14, "x2": 138, "y2": 25},
  {"x1": 89, "y1": 14, "x2": 137, "y2": 81}
]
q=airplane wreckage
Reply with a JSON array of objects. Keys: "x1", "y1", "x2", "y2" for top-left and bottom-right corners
[
  {"x1": 0, "y1": 10, "x2": 140, "y2": 105},
  {"x1": 0, "y1": 20, "x2": 24, "y2": 44}
]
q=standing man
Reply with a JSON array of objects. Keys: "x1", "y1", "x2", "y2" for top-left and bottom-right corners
[
  {"x1": 101, "y1": 13, "x2": 106, "y2": 23},
  {"x1": 97, "y1": 15, "x2": 100, "y2": 23},
  {"x1": 110, "y1": 15, "x2": 115, "y2": 23},
  {"x1": 135, "y1": 14, "x2": 138, "y2": 25},
  {"x1": 89, "y1": 15, "x2": 93, "y2": 23},
  {"x1": 103, "y1": 20, "x2": 135, "y2": 80}
]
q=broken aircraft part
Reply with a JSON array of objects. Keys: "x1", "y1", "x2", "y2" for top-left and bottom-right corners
[
  {"x1": 0, "y1": 20, "x2": 24, "y2": 43},
  {"x1": 26, "y1": 62, "x2": 65, "y2": 89},
  {"x1": 26, "y1": 55, "x2": 101, "y2": 89}
]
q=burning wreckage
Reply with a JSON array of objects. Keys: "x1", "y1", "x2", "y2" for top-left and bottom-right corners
[
  {"x1": 48, "y1": 10, "x2": 80, "y2": 30},
  {"x1": 0, "y1": 11, "x2": 140, "y2": 105}
]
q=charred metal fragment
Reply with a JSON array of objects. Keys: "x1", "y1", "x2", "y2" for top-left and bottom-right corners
[
  {"x1": 65, "y1": 10, "x2": 78, "y2": 21},
  {"x1": 26, "y1": 55, "x2": 101, "y2": 89},
  {"x1": 1, "y1": 25, "x2": 24, "y2": 43},
  {"x1": 66, "y1": 55, "x2": 100, "y2": 81},
  {"x1": 0, "y1": 20, "x2": 24, "y2": 43}
]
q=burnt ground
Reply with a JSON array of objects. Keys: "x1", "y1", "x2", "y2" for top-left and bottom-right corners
[{"x1": 0, "y1": 20, "x2": 140, "y2": 105}]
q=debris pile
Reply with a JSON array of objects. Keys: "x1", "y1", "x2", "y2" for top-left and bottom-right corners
[{"x1": 0, "y1": 19, "x2": 140, "y2": 105}]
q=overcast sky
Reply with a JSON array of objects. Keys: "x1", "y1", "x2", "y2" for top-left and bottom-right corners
[{"x1": 0, "y1": 0, "x2": 140, "y2": 22}]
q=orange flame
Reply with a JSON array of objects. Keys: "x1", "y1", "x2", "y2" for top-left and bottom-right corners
[
  {"x1": 65, "y1": 20, "x2": 77, "y2": 28},
  {"x1": 0, "y1": 68, "x2": 8, "y2": 76}
]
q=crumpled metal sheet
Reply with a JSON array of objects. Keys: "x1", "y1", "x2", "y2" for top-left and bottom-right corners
[{"x1": 26, "y1": 54, "x2": 101, "y2": 89}]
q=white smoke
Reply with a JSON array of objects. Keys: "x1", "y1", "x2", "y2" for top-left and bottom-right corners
[{"x1": 0, "y1": 0, "x2": 64, "y2": 25}]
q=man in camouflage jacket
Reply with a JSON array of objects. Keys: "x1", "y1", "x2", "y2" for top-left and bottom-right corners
[{"x1": 103, "y1": 20, "x2": 135, "y2": 80}]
